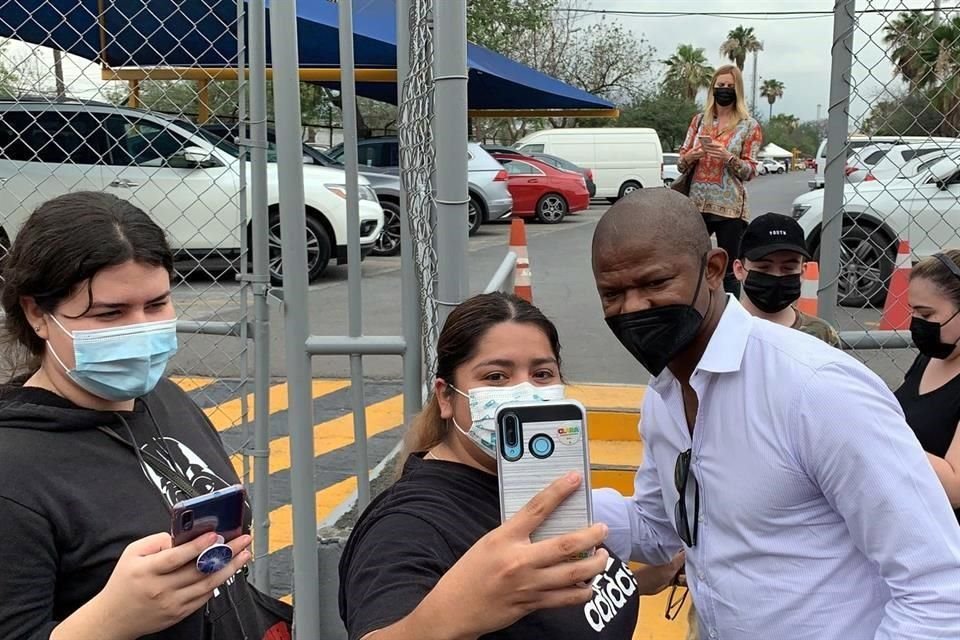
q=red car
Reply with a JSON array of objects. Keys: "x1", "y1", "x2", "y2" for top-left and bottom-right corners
[{"x1": 492, "y1": 154, "x2": 590, "y2": 223}]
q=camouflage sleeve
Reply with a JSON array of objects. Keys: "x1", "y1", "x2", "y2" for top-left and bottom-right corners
[{"x1": 798, "y1": 313, "x2": 842, "y2": 348}]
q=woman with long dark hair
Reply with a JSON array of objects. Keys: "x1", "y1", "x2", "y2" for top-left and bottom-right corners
[
  {"x1": 339, "y1": 292, "x2": 683, "y2": 640},
  {"x1": 0, "y1": 192, "x2": 287, "y2": 640}
]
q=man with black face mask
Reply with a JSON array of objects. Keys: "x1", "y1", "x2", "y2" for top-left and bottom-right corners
[
  {"x1": 590, "y1": 189, "x2": 960, "y2": 640},
  {"x1": 732, "y1": 213, "x2": 840, "y2": 347}
]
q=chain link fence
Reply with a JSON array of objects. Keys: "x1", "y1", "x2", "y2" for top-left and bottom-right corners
[
  {"x1": 398, "y1": 0, "x2": 439, "y2": 390},
  {"x1": 0, "y1": 0, "x2": 260, "y2": 488},
  {"x1": 815, "y1": 0, "x2": 960, "y2": 386}
]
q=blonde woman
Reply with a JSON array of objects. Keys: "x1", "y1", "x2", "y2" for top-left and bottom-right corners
[{"x1": 677, "y1": 64, "x2": 762, "y2": 296}]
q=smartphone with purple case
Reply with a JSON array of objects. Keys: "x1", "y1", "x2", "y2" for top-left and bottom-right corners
[{"x1": 170, "y1": 484, "x2": 246, "y2": 546}]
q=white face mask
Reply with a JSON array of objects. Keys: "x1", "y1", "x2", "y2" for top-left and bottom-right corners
[{"x1": 448, "y1": 381, "x2": 566, "y2": 458}]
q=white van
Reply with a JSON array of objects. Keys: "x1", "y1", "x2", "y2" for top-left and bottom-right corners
[
  {"x1": 515, "y1": 128, "x2": 663, "y2": 201},
  {"x1": 810, "y1": 135, "x2": 958, "y2": 189}
]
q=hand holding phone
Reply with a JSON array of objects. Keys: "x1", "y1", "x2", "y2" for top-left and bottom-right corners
[
  {"x1": 171, "y1": 484, "x2": 246, "y2": 574},
  {"x1": 697, "y1": 135, "x2": 712, "y2": 147}
]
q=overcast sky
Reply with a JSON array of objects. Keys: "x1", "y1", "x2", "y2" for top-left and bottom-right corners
[
  {"x1": 2, "y1": 0, "x2": 947, "y2": 127},
  {"x1": 589, "y1": 0, "x2": 946, "y2": 124}
]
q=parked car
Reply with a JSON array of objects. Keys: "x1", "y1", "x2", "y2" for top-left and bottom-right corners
[
  {"x1": 201, "y1": 123, "x2": 405, "y2": 256},
  {"x1": 809, "y1": 135, "x2": 958, "y2": 189},
  {"x1": 514, "y1": 127, "x2": 664, "y2": 202},
  {"x1": 327, "y1": 137, "x2": 513, "y2": 234},
  {"x1": 790, "y1": 149, "x2": 960, "y2": 306},
  {"x1": 845, "y1": 141, "x2": 960, "y2": 184},
  {"x1": 760, "y1": 158, "x2": 786, "y2": 174},
  {"x1": 495, "y1": 156, "x2": 590, "y2": 223},
  {"x1": 481, "y1": 143, "x2": 525, "y2": 156},
  {"x1": 0, "y1": 101, "x2": 383, "y2": 283},
  {"x1": 519, "y1": 151, "x2": 596, "y2": 198},
  {"x1": 661, "y1": 152, "x2": 681, "y2": 186}
]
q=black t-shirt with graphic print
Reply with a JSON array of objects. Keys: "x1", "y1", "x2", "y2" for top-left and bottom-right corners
[
  {"x1": 0, "y1": 378, "x2": 251, "y2": 640},
  {"x1": 339, "y1": 454, "x2": 640, "y2": 640}
]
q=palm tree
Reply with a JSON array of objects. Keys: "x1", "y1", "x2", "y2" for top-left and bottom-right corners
[
  {"x1": 662, "y1": 44, "x2": 715, "y2": 101},
  {"x1": 720, "y1": 26, "x2": 763, "y2": 70},
  {"x1": 760, "y1": 78, "x2": 785, "y2": 120},
  {"x1": 917, "y1": 16, "x2": 960, "y2": 132},
  {"x1": 883, "y1": 10, "x2": 936, "y2": 87}
]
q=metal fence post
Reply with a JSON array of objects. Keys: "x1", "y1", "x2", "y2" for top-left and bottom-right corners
[
  {"x1": 247, "y1": 0, "x2": 272, "y2": 593},
  {"x1": 268, "y1": 0, "x2": 321, "y2": 633},
  {"x1": 398, "y1": 0, "x2": 423, "y2": 424},
  {"x1": 818, "y1": 0, "x2": 856, "y2": 326},
  {"x1": 337, "y1": 0, "x2": 372, "y2": 510},
  {"x1": 433, "y1": 0, "x2": 469, "y2": 326}
]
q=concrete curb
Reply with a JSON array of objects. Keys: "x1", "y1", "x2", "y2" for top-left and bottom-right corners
[{"x1": 317, "y1": 438, "x2": 404, "y2": 530}]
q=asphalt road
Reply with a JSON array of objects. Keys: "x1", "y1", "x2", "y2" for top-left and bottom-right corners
[{"x1": 169, "y1": 170, "x2": 915, "y2": 388}]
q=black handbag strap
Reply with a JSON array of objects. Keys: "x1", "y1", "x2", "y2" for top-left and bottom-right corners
[{"x1": 98, "y1": 425, "x2": 201, "y2": 501}]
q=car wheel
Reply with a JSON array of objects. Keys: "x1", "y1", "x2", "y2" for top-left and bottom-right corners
[
  {"x1": 618, "y1": 181, "x2": 641, "y2": 200},
  {"x1": 813, "y1": 222, "x2": 895, "y2": 308},
  {"x1": 372, "y1": 200, "x2": 401, "y2": 256},
  {"x1": 535, "y1": 193, "x2": 567, "y2": 224},
  {"x1": 468, "y1": 196, "x2": 483, "y2": 236},
  {"x1": 267, "y1": 211, "x2": 332, "y2": 285},
  {"x1": 778, "y1": 167, "x2": 785, "y2": 174},
  {"x1": 663, "y1": 178, "x2": 674, "y2": 187}
]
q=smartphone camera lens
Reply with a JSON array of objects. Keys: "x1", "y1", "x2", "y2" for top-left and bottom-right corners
[
  {"x1": 504, "y1": 415, "x2": 519, "y2": 448},
  {"x1": 181, "y1": 510, "x2": 194, "y2": 531},
  {"x1": 530, "y1": 434, "x2": 554, "y2": 459}
]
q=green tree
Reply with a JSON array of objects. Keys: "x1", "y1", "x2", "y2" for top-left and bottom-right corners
[
  {"x1": 662, "y1": 44, "x2": 714, "y2": 101},
  {"x1": 760, "y1": 78, "x2": 785, "y2": 120},
  {"x1": 862, "y1": 89, "x2": 956, "y2": 136},
  {"x1": 615, "y1": 92, "x2": 699, "y2": 151},
  {"x1": 762, "y1": 116, "x2": 819, "y2": 157},
  {"x1": 917, "y1": 15, "x2": 960, "y2": 133},
  {"x1": 720, "y1": 26, "x2": 763, "y2": 70},
  {"x1": 769, "y1": 113, "x2": 799, "y2": 131},
  {"x1": 467, "y1": 0, "x2": 557, "y2": 52},
  {"x1": 883, "y1": 10, "x2": 936, "y2": 88}
]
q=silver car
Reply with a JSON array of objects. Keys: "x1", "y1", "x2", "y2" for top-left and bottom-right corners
[{"x1": 328, "y1": 137, "x2": 513, "y2": 236}]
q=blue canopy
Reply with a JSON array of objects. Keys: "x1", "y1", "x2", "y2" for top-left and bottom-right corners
[{"x1": 0, "y1": 0, "x2": 615, "y2": 114}]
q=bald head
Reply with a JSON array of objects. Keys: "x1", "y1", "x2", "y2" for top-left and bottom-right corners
[{"x1": 592, "y1": 189, "x2": 711, "y2": 270}]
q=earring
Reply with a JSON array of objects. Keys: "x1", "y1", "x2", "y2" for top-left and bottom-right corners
[{"x1": 35, "y1": 325, "x2": 41, "y2": 332}]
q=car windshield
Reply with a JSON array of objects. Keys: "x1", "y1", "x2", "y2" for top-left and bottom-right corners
[{"x1": 183, "y1": 121, "x2": 281, "y2": 162}]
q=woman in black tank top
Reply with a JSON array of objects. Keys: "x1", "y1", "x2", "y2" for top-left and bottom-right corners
[{"x1": 894, "y1": 251, "x2": 960, "y2": 524}]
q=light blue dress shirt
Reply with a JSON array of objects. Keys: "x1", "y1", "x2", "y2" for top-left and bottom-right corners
[{"x1": 593, "y1": 297, "x2": 960, "y2": 640}]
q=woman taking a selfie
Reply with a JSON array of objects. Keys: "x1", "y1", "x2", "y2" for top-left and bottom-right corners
[
  {"x1": 676, "y1": 64, "x2": 762, "y2": 297},
  {"x1": 0, "y1": 192, "x2": 288, "y2": 639},
  {"x1": 339, "y1": 292, "x2": 682, "y2": 640}
]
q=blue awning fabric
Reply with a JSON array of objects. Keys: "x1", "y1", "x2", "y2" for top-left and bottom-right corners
[{"x1": 0, "y1": 0, "x2": 615, "y2": 114}]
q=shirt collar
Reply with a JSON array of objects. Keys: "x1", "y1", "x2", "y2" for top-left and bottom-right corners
[{"x1": 650, "y1": 294, "x2": 752, "y2": 392}]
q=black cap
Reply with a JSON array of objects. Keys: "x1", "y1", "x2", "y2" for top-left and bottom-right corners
[{"x1": 738, "y1": 212, "x2": 811, "y2": 261}]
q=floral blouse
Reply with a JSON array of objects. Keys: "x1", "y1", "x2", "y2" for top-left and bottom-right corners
[{"x1": 678, "y1": 113, "x2": 762, "y2": 220}]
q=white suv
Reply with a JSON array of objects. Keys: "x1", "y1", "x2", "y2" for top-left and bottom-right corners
[
  {"x1": 791, "y1": 149, "x2": 960, "y2": 306},
  {"x1": 0, "y1": 101, "x2": 384, "y2": 282}
]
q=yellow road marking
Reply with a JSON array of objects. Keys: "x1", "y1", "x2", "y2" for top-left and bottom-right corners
[
  {"x1": 267, "y1": 475, "x2": 359, "y2": 554},
  {"x1": 207, "y1": 379, "x2": 351, "y2": 431},
  {"x1": 170, "y1": 376, "x2": 216, "y2": 392},
  {"x1": 242, "y1": 394, "x2": 404, "y2": 481},
  {"x1": 568, "y1": 383, "x2": 645, "y2": 412}
]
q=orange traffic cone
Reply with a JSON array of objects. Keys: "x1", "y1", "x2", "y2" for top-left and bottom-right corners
[
  {"x1": 797, "y1": 261, "x2": 819, "y2": 316},
  {"x1": 879, "y1": 239, "x2": 912, "y2": 330},
  {"x1": 509, "y1": 218, "x2": 533, "y2": 302}
]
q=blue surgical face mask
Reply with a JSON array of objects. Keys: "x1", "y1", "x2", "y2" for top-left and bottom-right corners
[{"x1": 47, "y1": 315, "x2": 178, "y2": 402}]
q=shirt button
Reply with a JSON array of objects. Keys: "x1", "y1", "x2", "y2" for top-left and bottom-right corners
[
  {"x1": 709, "y1": 631, "x2": 718, "y2": 639},
  {"x1": 697, "y1": 571, "x2": 705, "y2": 580}
]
